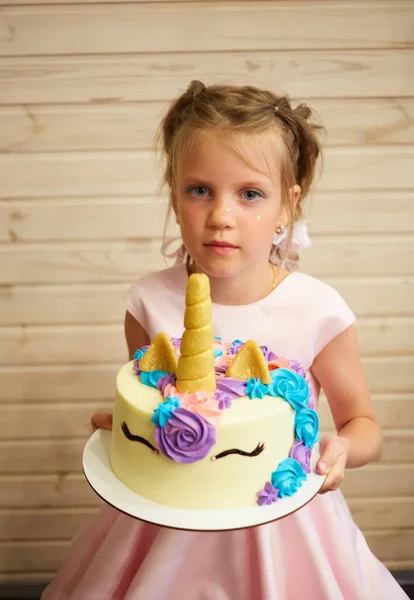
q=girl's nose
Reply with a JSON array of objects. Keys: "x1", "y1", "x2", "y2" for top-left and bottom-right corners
[{"x1": 206, "y1": 196, "x2": 234, "y2": 230}]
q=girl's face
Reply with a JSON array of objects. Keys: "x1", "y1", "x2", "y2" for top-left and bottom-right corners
[{"x1": 174, "y1": 131, "x2": 288, "y2": 280}]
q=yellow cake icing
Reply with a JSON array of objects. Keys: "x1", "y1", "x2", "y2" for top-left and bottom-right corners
[{"x1": 111, "y1": 366, "x2": 295, "y2": 509}]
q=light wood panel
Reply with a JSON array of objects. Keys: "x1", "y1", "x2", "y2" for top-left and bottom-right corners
[
  {"x1": 1, "y1": 277, "x2": 413, "y2": 326},
  {"x1": 2, "y1": 191, "x2": 414, "y2": 244},
  {"x1": 0, "y1": 317, "x2": 413, "y2": 366},
  {"x1": 0, "y1": 439, "x2": 86, "y2": 474},
  {"x1": 0, "y1": 403, "x2": 112, "y2": 440},
  {"x1": 0, "y1": 508, "x2": 97, "y2": 541},
  {"x1": 3, "y1": 530, "x2": 412, "y2": 574},
  {"x1": 0, "y1": 240, "x2": 166, "y2": 285},
  {"x1": 1, "y1": 147, "x2": 413, "y2": 199},
  {"x1": 2, "y1": 429, "x2": 413, "y2": 474},
  {"x1": 0, "y1": 541, "x2": 69, "y2": 573},
  {"x1": 1, "y1": 497, "x2": 413, "y2": 542},
  {"x1": 366, "y1": 530, "x2": 414, "y2": 562},
  {"x1": 1, "y1": 2, "x2": 413, "y2": 56},
  {"x1": 1, "y1": 396, "x2": 412, "y2": 441},
  {"x1": 1, "y1": 357, "x2": 412, "y2": 404},
  {"x1": 0, "y1": 0, "x2": 225, "y2": 3},
  {"x1": 2, "y1": 50, "x2": 414, "y2": 105},
  {"x1": 0, "y1": 465, "x2": 412, "y2": 509},
  {"x1": 10, "y1": 95, "x2": 414, "y2": 150},
  {"x1": 2, "y1": 236, "x2": 413, "y2": 285},
  {"x1": 318, "y1": 395, "x2": 414, "y2": 431},
  {"x1": 0, "y1": 474, "x2": 99, "y2": 509},
  {"x1": 0, "y1": 198, "x2": 172, "y2": 243},
  {"x1": 342, "y1": 465, "x2": 414, "y2": 498},
  {"x1": 300, "y1": 236, "x2": 414, "y2": 277},
  {"x1": 2, "y1": 98, "x2": 414, "y2": 153},
  {"x1": 350, "y1": 498, "x2": 414, "y2": 530}
]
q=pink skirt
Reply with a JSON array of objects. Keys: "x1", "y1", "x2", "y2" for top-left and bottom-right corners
[{"x1": 42, "y1": 490, "x2": 408, "y2": 600}]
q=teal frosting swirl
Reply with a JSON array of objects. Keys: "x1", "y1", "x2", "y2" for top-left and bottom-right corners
[
  {"x1": 140, "y1": 369, "x2": 169, "y2": 388},
  {"x1": 245, "y1": 378, "x2": 268, "y2": 399},
  {"x1": 271, "y1": 458, "x2": 307, "y2": 498},
  {"x1": 294, "y1": 408, "x2": 319, "y2": 447},
  {"x1": 151, "y1": 396, "x2": 181, "y2": 428},
  {"x1": 133, "y1": 347, "x2": 147, "y2": 360},
  {"x1": 267, "y1": 368, "x2": 310, "y2": 410}
]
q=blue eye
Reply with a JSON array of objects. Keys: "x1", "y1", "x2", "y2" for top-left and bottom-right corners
[
  {"x1": 188, "y1": 186, "x2": 210, "y2": 198},
  {"x1": 242, "y1": 189, "x2": 263, "y2": 202}
]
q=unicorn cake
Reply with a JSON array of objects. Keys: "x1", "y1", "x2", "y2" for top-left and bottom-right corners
[{"x1": 110, "y1": 273, "x2": 319, "y2": 510}]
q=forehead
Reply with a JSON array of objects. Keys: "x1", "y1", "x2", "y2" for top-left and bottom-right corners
[{"x1": 177, "y1": 130, "x2": 281, "y2": 184}]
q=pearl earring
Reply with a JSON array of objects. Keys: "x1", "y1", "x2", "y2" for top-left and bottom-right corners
[{"x1": 273, "y1": 225, "x2": 287, "y2": 246}]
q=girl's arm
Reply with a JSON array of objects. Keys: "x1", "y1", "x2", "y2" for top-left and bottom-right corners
[
  {"x1": 124, "y1": 310, "x2": 150, "y2": 361},
  {"x1": 311, "y1": 324, "x2": 382, "y2": 493},
  {"x1": 91, "y1": 311, "x2": 150, "y2": 432}
]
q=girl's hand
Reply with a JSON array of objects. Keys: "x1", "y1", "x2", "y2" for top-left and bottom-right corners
[
  {"x1": 91, "y1": 412, "x2": 113, "y2": 432},
  {"x1": 317, "y1": 433, "x2": 348, "y2": 494}
]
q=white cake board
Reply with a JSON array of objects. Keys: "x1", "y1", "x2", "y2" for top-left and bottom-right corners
[{"x1": 83, "y1": 429, "x2": 326, "y2": 532}]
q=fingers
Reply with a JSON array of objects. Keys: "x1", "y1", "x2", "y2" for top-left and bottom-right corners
[
  {"x1": 317, "y1": 434, "x2": 348, "y2": 494},
  {"x1": 91, "y1": 412, "x2": 113, "y2": 432},
  {"x1": 317, "y1": 434, "x2": 342, "y2": 475},
  {"x1": 319, "y1": 452, "x2": 347, "y2": 494}
]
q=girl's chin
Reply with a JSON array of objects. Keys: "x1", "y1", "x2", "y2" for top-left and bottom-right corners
[{"x1": 192, "y1": 258, "x2": 243, "y2": 280}]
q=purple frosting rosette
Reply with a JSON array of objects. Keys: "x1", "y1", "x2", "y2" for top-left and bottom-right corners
[{"x1": 155, "y1": 407, "x2": 216, "y2": 464}]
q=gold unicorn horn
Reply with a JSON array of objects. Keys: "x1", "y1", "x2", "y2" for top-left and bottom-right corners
[{"x1": 176, "y1": 273, "x2": 216, "y2": 393}]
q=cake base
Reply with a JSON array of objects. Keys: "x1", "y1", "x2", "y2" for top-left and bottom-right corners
[{"x1": 83, "y1": 430, "x2": 326, "y2": 531}]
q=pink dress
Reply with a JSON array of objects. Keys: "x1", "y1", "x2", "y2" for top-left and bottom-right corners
[{"x1": 42, "y1": 265, "x2": 408, "y2": 600}]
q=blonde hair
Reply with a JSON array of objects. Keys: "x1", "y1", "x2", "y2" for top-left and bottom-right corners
[{"x1": 157, "y1": 80, "x2": 323, "y2": 269}]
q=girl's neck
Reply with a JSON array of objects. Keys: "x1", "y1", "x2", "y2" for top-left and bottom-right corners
[{"x1": 187, "y1": 261, "x2": 290, "y2": 306}]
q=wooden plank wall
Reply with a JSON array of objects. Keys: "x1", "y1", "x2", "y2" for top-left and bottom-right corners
[{"x1": 0, "y1": 0, "x2": 413, "y2": 583}]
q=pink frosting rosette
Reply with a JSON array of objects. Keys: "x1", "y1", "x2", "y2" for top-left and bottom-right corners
[
  {"x1": 267, "y1": 357, "x2": 293, "y2": 372},
  {"x1": 180, "y1": 391, "x2": 223, "y2": 426},
  {"x1": 214, "y1": 353, "x2": 234, "y2": 371},
  {"x1": 154, "y1": 407, "x2": 216, "y2": 464},
  {"x1": 213, "y1": 338, "x2": 229, "y2": 357}
]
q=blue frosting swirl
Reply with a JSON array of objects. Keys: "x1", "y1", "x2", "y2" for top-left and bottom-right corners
[
  {"x1": 245, "y1": 378, "x2": 268, "y2": 399},
  {"x1": 133, "y1": 347, "x2": 147, "y2": 360},
  {"x1": 271, "y1": 458, "x2": 307, "y2": 498},
  {"x1": 151, "y1": 396, "x2": 181, "y2": 428},
  {"x1": 214, "y1": 348, "x2": 224, "y2": 359},
  {"x1": 295, "y1": 408, "x2": 319, "y2": 447},
  {"x1": 267, "y1": 368, "x2": 310, "y2": 410},
  {"x1": 140, "y1": 369, "x2": 169, "y2": 388}
]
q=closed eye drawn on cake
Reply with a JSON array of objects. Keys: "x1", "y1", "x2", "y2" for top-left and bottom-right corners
[
  {"x1": 121, "y1": 422, "x2": 159, "y2": 454},
  {"x1": 211, "y1": 442, "x2": 265, "y2": 461}
]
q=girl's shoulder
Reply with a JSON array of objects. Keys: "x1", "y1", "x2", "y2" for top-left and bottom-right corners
[
  {"x1": 285, "y1": 272, "x2": 356, "y2": 356},
  {"x1": 128, "y1": 264, "x2": 186, "y2": 298},
  {"x1": 124, "y1": 264, "x2": 187, "y2": 335}
]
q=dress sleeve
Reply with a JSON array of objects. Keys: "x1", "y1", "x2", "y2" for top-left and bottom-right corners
[
  {"x1": 312, "y1": 284, "x2": 356, "y2": 358},
  {"x1": 124, "y1": 280, "x2": 148, "y2": 331}
]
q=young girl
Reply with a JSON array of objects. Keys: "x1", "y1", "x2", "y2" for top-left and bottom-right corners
[{"x1": 42, "y1": 81, "x2": 408, "y2": 599}]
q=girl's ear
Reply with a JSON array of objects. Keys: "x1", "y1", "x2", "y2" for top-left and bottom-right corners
[
  {"x1": 171, "y1": 193, "x2": 180, "y2": 224},
  {"x1": 291, "y1": 184, "x2": 301, "y2": 212},
  {"x1": 276, "y1": 184, "x2": 301, "y2": 229}
]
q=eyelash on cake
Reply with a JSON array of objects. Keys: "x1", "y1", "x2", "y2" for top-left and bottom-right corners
[
  {"x1": 211, "y1": 442, "x2": 265, "y2": 461},
  {"x1": 121, "y1": 421, "x2": 159, "y2": 454}
]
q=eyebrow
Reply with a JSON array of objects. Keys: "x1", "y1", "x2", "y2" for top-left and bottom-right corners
[
  {"x1": 182, "y1": 178, "x2": 271, "y2": 190},
  {"x1": 211, "y1": 442, "x2": 265, "y2": 461},
  {"x1": 121, "y1": 422, "x2": 159, "y2": 454}
]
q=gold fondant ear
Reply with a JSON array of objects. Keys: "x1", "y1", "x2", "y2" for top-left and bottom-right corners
[
  {"x1": 225, "y1": 340, "x2": 272, "y2": 384},
  {"x1": 139, "y1": 333, "x2": 178, "y2": 373}
]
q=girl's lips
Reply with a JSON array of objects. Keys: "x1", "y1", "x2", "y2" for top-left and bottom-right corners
[{"x1": 204, "y1": 242, "x2": 239, "y2": 255}]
